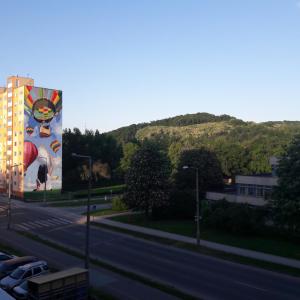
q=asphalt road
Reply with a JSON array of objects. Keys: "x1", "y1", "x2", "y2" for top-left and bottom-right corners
[
  {"x1": 1, "y1": 199, "x2": 300, "y2": 300},
  {"x1": 0, "y1": 200, "x2": 177, "y2": 300}
]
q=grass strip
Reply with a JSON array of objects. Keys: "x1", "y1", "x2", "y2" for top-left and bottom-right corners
[
  {"x1": 92, "y1": 222, "x2": 300, "y2": 278},
  {"x1": 48, "y1": 198, "x2": 111, "y2": 207},
  {"x1": 24, "y1": 184, "x2": 125, "y2": 203},
  {"x1": 0, "y1": 241, "x2": 24, "y2": 257},
  {"x1": 110, "y1": 214, "x2": 300, "y2": 261},
  {"x1": 90, "y1": 287, "x2": 118, "y2": 300},
  {"x1": 83, "y1": 209, "x2": 127, "y2": 217},
  {"x1": 16, "y1": 230, "x2": 198, "y2": 300}
]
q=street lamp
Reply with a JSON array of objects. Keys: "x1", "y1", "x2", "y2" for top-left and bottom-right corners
[
  {"x1": 38, "y1": 156, "x2": 47, "y2": 202},
  {"x1": 183, "y1": 165, "x2": 200, "y2": 246},
  {"x1": 72, "y1": 153, "x2": 92, "y2": 270},
  {"x1": 7, "y1": 163, "x2": 23, "y2": 230}
]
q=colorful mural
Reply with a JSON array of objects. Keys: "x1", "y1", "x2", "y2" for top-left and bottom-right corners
[{"x1": 24, "y1": 86, "x2": 62, "y2": 192}]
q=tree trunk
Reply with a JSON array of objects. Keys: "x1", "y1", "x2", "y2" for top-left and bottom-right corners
[{"x1": 145, "y1": 206, "x2": 149, "y2": 219}]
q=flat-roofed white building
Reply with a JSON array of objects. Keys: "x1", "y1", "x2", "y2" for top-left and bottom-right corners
[{"x1": 206, "y1": 157, "x2": 279, "y2": 206}]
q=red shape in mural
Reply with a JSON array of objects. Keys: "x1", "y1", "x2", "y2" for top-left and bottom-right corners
[{"x1": 24, "y1": 141, "x2": 38, "y2": 172}]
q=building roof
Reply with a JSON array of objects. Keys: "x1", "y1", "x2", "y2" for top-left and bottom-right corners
[{"x1": 28, "y1": 268, "x2": 87, "y2": 285}]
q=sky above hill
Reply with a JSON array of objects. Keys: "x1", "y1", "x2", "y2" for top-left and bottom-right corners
[{"x1": 0, "y1": 0, "x2": 299, "y2": 132}]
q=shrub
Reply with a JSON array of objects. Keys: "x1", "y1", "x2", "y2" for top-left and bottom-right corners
[
  {"x1": 152, "y1": 189, "x2": 196, "y2": 220},
  {"x1": 112, "y1": 196, "x2": 128, "y2": 211},
  {"x1": 202, "y1": 200, "x2": 267, "y2": 235}
]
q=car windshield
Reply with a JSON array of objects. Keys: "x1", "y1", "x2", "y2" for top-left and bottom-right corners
[
  {"x1": 10, "y1": 268, "x2": 25, "y2": 279},
  {"x1": 19, "y1": 281, "x2": 28, "y2": 290}
]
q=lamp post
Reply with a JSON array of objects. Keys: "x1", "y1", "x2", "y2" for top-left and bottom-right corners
[
  {"x1": 72, "y1": 153, "x2": 92, "y2": 270},
  {"x1": 183, "y1": 165, "x2": 200, "y2": 246},
  {"x1": 38, "y1": 156, "x2": 47, "y2": 202},
  {"x1": 7, "y1": 163, "x2": 23, "y2": 230}
]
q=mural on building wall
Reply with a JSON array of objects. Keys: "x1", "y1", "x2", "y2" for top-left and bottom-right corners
[{"x1": 24, "y1": 86, "x2": 62, "y2": 192}]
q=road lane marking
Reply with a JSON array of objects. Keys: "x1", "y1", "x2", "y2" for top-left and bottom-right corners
[
  {"x1": 49, "y1": 218, "x2": 71, "y2": 225},
  {"x1": 33, "y1": 221, "x2": 49, "y2": 227},
  {"x1": 16, "y1": 224, "x2": 31, "y2": 231},
  {"x1": 57, "y1": 217, "x2": 75, "y2": 223},
  {"x1": 45, "y1": 218, "x2": 67, "y2": 226},
  {"x1": 233, "y1": 280, "x2": 268, "y2": 292},
  {"x1": 26, "y1": 221, "x2": 43, "y2": 228}
]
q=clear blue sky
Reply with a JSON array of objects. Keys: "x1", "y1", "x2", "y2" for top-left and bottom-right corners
[{"x1": 0, "y1": 0, "x2": 299, "y2": 132}]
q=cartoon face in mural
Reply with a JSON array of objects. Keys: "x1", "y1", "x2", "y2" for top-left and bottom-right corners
[{"x1": 24, "y1": 86, "x2": 62, "y2": 192}]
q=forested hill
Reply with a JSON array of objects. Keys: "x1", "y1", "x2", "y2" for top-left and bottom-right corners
[
  {"x1": 107, "y1": 113, "x2": 239, "y2": 143},
  {"x1": 106, "y1": 113, "x2": 300, "y2": 176}
]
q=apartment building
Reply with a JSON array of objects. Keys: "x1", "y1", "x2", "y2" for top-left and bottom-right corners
[{"x1": 0, "y1": 76, "x2": 62, "y2": 199}]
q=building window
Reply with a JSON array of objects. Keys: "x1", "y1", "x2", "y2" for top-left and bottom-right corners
[
  {"x1": 239, "y1": 185, "x2": 246, "y2": 195},
  {"x1": 248, "y1": 186, "x2": 255, "y2": 196},
  {"x1": 256, "y1": 186, "x2": 264, "y2": 198}
]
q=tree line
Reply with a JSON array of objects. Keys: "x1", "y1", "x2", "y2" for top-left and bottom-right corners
[
  {"x1": 123, "y1": 136, "x2": 300, "y2": 236},
  {"x1": 62, "y1": 125, "x2": 300, "y2": 235}
]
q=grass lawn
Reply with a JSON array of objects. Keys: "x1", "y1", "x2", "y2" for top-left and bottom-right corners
[
  {"x1": 110, "y1": 214, "x2": 300, "y2": 261},
  {"x1": 48, "y1": 198, "x2": 111, "y2": 207},
  {"x1": 73, "y1": 184, "x2": 125, "y2": 198},
  {"x1": 84, "y1": 208, "x2": 126, "y2": 217},
  {"x1": 24, "y1": 184, "x2": 125, "y2": 202},
  {"x1": 24, "y1": 189, "x2": 64, "y2": 201}
]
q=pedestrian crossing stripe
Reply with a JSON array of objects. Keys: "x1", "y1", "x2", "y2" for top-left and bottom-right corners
[
  {"x1": 15, "y1": 217, "x2": 74, "y2": 231},
  {"x1": 0, "y1": 206, "x2": 7, "y2": 212}
]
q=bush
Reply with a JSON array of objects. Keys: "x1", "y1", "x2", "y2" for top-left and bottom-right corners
[
  {"x1": 152, "y1": 189, "x2": 196, "y2": 220},
  {"x1": 112, "y1": 196, "x2": 128, "y2": 211},
  {"x1": 202, "y1": 200, "x2": 267, "y2": 235}
]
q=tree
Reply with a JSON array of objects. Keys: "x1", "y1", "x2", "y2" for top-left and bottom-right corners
[
  {"x1": 120, "y1": 142, "x2": 140, "y2": 173},
  {"x1": 212, "y1": 142, "x2": 250, "y2": 177},
  {"x1": 174, "y1": 148, "x2": 223, "y2": 195},
  {"x1": 62, "y1": 128, "x2": 122, "y2": 190},
  {"x1": 272, "y1": 135, "x2": 300, "y2": 233},
  {"x1": 124, "y1": 143, "x2": 171, "y2": 217}
]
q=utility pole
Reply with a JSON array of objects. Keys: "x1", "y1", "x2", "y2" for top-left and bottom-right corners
[
  {"x1": 86, "y1": 156, "x2": 91, "y2": 270},
  {"x1": 183, "y1": 165, "x2": 200, "y2": 246},
  {"x1": 72, "y1": 153, "x2": 92, "y2": 269},
  {"x1": 196, "y1": 167, "x2": 200, "y2": 246}
]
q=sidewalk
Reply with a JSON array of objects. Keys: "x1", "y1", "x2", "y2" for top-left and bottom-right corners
[
  {"x1": 95, "y1": 218, "x2": 300, "y2": 270},
  {"x1": 0, "y1": 229, "x2": 177, "y2": 300}
]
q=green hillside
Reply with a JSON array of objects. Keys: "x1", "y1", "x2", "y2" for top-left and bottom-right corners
[
  {"x1": 106, "y1": 113, "x2": 300, "y2": 176},
  {"x1": 108, "y1": 112, "x2": 238, "y2": 143},
  {"x1": 136, "y1": 121, "x2": 235, "y2": 141}
]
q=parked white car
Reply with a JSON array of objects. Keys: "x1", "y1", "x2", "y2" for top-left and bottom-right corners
[
  {"x1": 12, "y1": 280, "x2": 28, "y2": 300},
  {"x1": 0, "y1": 252, "x2": 16, "y2": 263},
  {"x1": 0, "y1": 287, "x2": 15, "y2": 299},
  {"x1": 0, "y1": 260, "x2": 48, "y2": 291}
]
